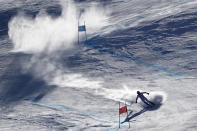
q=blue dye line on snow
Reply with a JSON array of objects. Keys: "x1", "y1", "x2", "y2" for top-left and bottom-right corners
[
  {"x1": 25, "y1": 98, "x2": 129, "y2": 131},
  {"x1": 83, "y1": 35, "x2": 183, "y2": 77},
  {"x1": 25, "y1": 99, "x2": 120, "y2": 124},
  {"x1": 26, "y1": 99, "x2": 129, "y2": 130}
]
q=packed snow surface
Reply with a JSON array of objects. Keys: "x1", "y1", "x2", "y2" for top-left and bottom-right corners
[{"x1": 0, "y1": 0, "x2": 197, "y2": 130}]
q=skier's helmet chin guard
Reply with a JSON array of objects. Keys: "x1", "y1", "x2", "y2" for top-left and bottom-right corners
[{"x1": 137, "y1": 91, "x2": 140, "y2": 94}]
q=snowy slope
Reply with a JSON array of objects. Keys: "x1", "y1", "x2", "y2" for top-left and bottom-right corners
[{"x1": 0, "y1": 0, "x2": 197, "y2": 130}]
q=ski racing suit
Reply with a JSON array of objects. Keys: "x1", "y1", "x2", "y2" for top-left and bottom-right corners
[{"x1": 136, "y1": 92, "x2": 155, "y2": 106}]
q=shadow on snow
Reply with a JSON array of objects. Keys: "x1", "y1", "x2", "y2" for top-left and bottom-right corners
[{"x1": 122, "y1": 103, "x2": 162, "y2": 123}]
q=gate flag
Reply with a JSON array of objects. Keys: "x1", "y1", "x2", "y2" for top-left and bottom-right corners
[
  {"x1": 78, "y1": 25, "x2": 86, "y2": 32},
  {"x1": 119, "y1": 106, "x2": 127, "y2": 114},
  {"x1": 118, "y1": 102, "x2": 130, "y2": 128}
]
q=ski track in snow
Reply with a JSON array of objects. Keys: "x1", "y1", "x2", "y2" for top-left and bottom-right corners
[{"x1": 0, "y1": 0, "x2": 197, "y2": 130}]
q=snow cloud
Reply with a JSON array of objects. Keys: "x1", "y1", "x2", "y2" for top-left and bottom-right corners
[{"x1": 8, "y1": 0, "x2": 109, "y2": 54}]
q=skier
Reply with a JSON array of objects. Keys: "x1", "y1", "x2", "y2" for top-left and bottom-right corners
[{"x1": 136, "y1": 91, "x2": 155, "y2": 107}]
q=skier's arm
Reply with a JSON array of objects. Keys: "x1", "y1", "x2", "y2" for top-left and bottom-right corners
[
  {"x1": 136, "y1": 96, "x2": 139, "y2": 103},
  {"x1": 142, "y1": 92, "x2": 149, "y2": 95}
]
